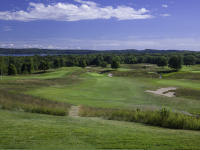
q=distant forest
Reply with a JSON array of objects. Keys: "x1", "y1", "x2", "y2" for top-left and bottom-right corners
[
  {"x1": 0, "y1": 48, "x2": 199, "y2": 55},
  {"x1": 0, "y1": 48, "x2": 200, "y2": 76}
]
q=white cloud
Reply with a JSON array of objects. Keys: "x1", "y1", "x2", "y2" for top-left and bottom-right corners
[
  {"x1": 162, "y1": 4, "x2": 168, "y2": 8},
  {"x1": 160, "y1": 13, "x2": 171, "y2": 17},
  {"x1": 0, "y1": 1, "x2": 153, "y2": 21},
  {"x1": 1, "y1": 37, "x2": 200, "y2": 51}
]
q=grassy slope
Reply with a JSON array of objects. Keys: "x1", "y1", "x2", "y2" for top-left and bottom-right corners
[
  {"x1": 1, "y1": 65, "x2": 200, "y2": 149},
  {"x1": 27, "y1": 69, "x2": 200, "y2": 113},
  {"x1": 1, "y1": 109, "x2": 200, "y2": 150},
  {"x1": 1, "y1": 67, "x2": 79, "y2": 80}
]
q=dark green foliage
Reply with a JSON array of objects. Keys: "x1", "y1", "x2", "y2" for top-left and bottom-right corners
[
  {"x1": 157, "y1": 56, "x2": 168, "y2": 67},
  {"x1": 53, "y1": 59, "x2": 60, "y2": 68},
  {"x1": 92, "y1": 56, "x2": 103, "y2": 66},
  {"x1": 0, "y1": 50, "x2": 200, "y2": 76},
  {"x1": 80, "y1": 106, "x2": 200, "y2": 130},
  {"x1": 59, "y1": 58, "x2": 64, "y2": 67},
  {"x1": 100, "y1": 61, "x2": 108, "y2": 68},
  {"x1": 79, "y1": 59, "x2": 87, "y2": 68},
  {"x1": 39, "y1": 61, "x2": 50, "y2": 72},
  {"x1": 111, "y1": 60, "x2": 120, "y2": 69},
  {"x1": 104, "y1": 55, "x2": 113, "y2": 64},
  {"x1": 0, "y1": 57, "x2": 6, "y2": 76},
  {"x1": 168, "y1": 55, "x2": 182, "y2": 70},
  {"x1": 124, "y1": 56, "x2": 137, "y2": 64},
  {"x1": 27, "y1": 63, "x2": 34, "y2": 74},
  {"x1": 65, "y1": 56, "x2": 79, "y2": 67},
  {"x1": 21, "y1": 63, "x2": 29, "y2": 74},
  {"x1": 8, "y1": 64, "x2": 17, "y2": 75},
  {"x1": 184, "y1": 55, "x2": 196, "y2": 65},
  {"x1": 65, "y1": 60, "x2": 74, "y2": 67},
  {"x1": 21, "y1": 61, "x2": 34, "y2": 74}
]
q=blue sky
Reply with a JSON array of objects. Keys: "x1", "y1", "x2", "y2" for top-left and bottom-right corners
[{"x1": 0, "y1": 0, "x2": 200, "y2": 50}]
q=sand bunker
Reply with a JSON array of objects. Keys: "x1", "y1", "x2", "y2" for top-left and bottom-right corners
[
  {"x1": 108, "y1": 73, "x2": 113, "y2": 77},
  {"x1": 146, "y1": 87, "x2": 176, "y2": 97}
]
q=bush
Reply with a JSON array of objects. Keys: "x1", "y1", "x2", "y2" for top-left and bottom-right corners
[{"x1": 79, "y1": 106, "x2": 200, "y2": 130}]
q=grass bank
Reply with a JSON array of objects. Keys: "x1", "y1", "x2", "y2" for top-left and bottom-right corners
[
  {"x1": 80, "y1": 106, "x2": 200, "y2": 130},
  {"x1": 0, "y1": 89, "x2": 70, "y2": 116}
]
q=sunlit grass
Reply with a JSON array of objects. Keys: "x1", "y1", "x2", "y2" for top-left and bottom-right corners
[{"x1": 1, "y1": 109, "x2": 200, "y2": 150}]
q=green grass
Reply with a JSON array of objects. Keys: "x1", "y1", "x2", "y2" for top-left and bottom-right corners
[
  {"x1": 1, "y1": 65, "x2": 199, "y2": 114},
  {"x1": 181, "y1": 65, "x2": 200, "y2": 72},
  {"x1": 0, "y1": 67, "x2": 82, "y2": 116},
  {"x1": 162, "y1": 65, "x2": 200, "y2": 80},
  {"x1": 1, "y1": 109, "x2": 200, "y2": 150},
  {"x1": 1, "y1": 65, "x2": 200, "y2": 149},
  {"x1": 27, "y1": 70, "x2": 200, "y2": 114},
  {"x1": 80, "y1": 106, "x2": 200, "y2": 130},
  {"x1": 175, "y1": 88, "x2": 200, "y2": 100},
  {"x1": 155, "y1": 79, "x2": 200, "y2": 90},
  {"x1": 1, "y1": 67, "x2": 80, "y2": 80}
]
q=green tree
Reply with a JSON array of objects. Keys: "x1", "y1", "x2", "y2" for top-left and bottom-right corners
[
  {"x1": 100, "y1": 61, "x2": 108, "y2": 68},
  {"x1": 8, "y1": 64, "x2": 17, "y2": 75},
  {"x1": 79, "y1": 59, "x2": 87, "y2": 68},
  {"x1": 53, "y1": 59, "x2": 60, "y2": 68},
  {"x1": 21, "y1": 63, "x2": 29, "y2": 74},
  {"x1": 93, "y1": 55, "x2": 104, "y2": 66},
  {"x1": 168, "y1": 56, "x2": 182, "y2": 70},
  {"x1": 27, "y1": 63, "x2": 34, "y2": 74},
  {"x1": 39, "y1": 61, "x2": 49, "y2": 72},
  {"x1": 111, "y1": 60, "x2": 120, "y2": 69},
  {"x1": 184, "y1": 55, "x2": 196, "y2": 65},
  {"x1": 59, "y1": 58, "x2": 64, "y2": 67},
  {"x1": 0, "y1": 57, "x2": 7, "y2": 79},
  {"x1": 157, "y1": 56, "x2": 168, "y2": 67},
  {"x1": 125, "y1": 56, "x2": 137, "y2": 64}
]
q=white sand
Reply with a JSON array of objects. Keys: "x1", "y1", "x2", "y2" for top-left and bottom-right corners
[
  {"x1": 108, "y1": 73, "x2": 113, "y2": 77},
  {"x1": 146, "y1": 87, "x2": 177, "y2": 97}
]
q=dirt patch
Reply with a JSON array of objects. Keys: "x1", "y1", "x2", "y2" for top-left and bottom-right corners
[
  {"x1": 69, "y1": 106, "x2": 80, "y2": 117},
  {"x1": 146, "y1": 87, "x2": 177, "y2": 97}
]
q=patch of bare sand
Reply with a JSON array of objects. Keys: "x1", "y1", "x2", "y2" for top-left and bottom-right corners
[{"x1": 146, "y1": 87, "x2": 177, "y2": 97}]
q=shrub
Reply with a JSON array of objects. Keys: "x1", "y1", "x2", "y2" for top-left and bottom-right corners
[{"x1": 79, "y1": 106, "x2": 200, "y2": 130}]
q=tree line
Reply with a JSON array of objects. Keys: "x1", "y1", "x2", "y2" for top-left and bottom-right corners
[{"x1": 0, "y1": 52, "x2": 198, "y2": 75}]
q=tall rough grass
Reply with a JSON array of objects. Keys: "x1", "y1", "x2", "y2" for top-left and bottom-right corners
[
  {"x1": 0, "y1": 90, "x2": 70, "y2": 116},
  {"x1": 79, "y1": 106, "x2": 200, "y2": 130}
]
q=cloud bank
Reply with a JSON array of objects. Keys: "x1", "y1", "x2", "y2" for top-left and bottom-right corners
[
  {"x1": 0, "y1": 0, "x2": 153, "y2": 21},
  {"x1": 1, "y1": 37, "x2": 200, "y2": 51}
]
